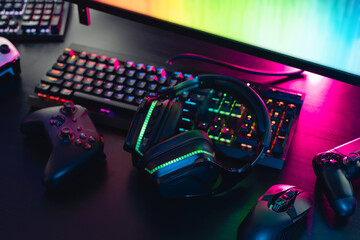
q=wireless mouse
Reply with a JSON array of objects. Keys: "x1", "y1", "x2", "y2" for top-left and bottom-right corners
[{"x1": 237, "y1": 184, "x2": 312, "y2": 240}]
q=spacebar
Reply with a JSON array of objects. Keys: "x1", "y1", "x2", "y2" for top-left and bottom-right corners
[{"x1": 73, "y1": 92, "x2": 139, "y2": 112}]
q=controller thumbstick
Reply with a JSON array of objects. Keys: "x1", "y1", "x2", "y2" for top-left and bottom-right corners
[
  {"x1": 61, "y1": 101, "x2": 75, "y2": 115},
  {"x1": 59, "y1": 127, "x2": 74, "y2": 142},
  {"x1": 0, "y1": 44, "x2": 10, "y2": 54},
  {"x1": 347, "y1": 152, "x2": 360, "y2": 163}
]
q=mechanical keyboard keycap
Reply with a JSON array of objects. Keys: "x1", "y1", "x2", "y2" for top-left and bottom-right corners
[{"x1": 28, "y1": 44, "x2": 305, "y2": 170}]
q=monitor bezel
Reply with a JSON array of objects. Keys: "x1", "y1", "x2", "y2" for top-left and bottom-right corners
[{"x1": 67, "y1": 0, "x2": 360, "y2": 87}]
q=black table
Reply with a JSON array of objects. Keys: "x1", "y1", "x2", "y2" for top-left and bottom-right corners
[{"x1": 1, "y1": 6, "x2": 360, "y2": 240}]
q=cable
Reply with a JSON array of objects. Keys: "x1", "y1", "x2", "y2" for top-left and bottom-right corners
[{"x1": 167, "y1": 53, "x2": 304, "y2": 77}]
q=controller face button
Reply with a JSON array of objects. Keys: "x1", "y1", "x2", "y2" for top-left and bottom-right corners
[
  {"x1": 83, "y1": 143, "x2": 92, "y2": 150},
  {"x1": 49, "y1": 115, "x2": 65, "y2": 127},
  {"x1": 0, "y1": 44, "x2": 10, "y2": 54},
  {"x1": 77, "y1": 127, "x2": 82, "y2": 131},
  {"x1": 75, "y1": 139, "x2": 82, "y2": 146},
  {"x1": 72, "y1": 118, "x2": 77, "y2": 122},
  {"x1": 80, "y1": 133, "x2": 87, "y2": 139},
  {"x1": 88, "y1": 136, "x2": 96, "y2": 143}
]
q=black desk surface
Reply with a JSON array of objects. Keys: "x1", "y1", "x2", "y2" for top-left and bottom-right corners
[{"x1": 2, "y1": 6, "x2": 360, "y2": 240}]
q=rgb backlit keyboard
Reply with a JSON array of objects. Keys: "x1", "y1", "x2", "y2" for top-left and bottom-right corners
[
  {"x1": 28, "y1": 44, "x2": 305, "y2": 169},
  {"x1": 0, "y1": 0, "x2": 70, "y2": 41}
]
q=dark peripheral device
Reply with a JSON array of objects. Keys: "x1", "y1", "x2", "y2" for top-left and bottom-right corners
[
  {"x1": 312, "y1": 137, "x2": 360, "y2": 217},
  {"x1": 21, "y1": 101, "x2": 106, "y2": 187},
  {"x1": 77, "y1": 3, "x2": 90, "y2": 26},
  {"x1": 237, "y1": 184, "x2": 312, "y2": 240},
  {"x1": 124, "y1": 75, "x2": 271, "y2": 199},
  {"x1": 0, "y1": 0, "x2": 71, "y2": 41},
  {"x1": 67, "y1": 0, "x2": 360, "y2": 87},
  {"x1": 0, "y1": 37, "x2": 21, "y2": 80}
]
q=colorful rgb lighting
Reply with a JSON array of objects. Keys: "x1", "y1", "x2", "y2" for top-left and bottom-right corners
[{"x1": 145, "y1": 149, "x2": 214, "y2": 174}]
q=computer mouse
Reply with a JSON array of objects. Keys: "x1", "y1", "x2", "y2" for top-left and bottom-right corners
[{"x1": 237, "y1": 184, "x2": 312, "y2": 240}]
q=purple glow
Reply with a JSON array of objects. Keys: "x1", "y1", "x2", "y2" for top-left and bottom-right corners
[{"x1": 100, "y1": 108, "x2": 111, "y2": 114}]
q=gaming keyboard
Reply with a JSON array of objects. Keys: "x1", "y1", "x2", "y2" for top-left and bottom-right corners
[
  {"x1": 28, "y1": 44, "x2": 305, "y2": 170},
  {"x1": 0, "y1": 0, "x2": 70, "y2": 41}
]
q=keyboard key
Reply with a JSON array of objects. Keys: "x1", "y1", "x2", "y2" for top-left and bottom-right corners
[
  {"x1": 35, "y1": 83, "x2": 51, "y2": 94},
  {"x1": 49, "y1": 86, "x2": 60, "y2": 97},
  {"x1": 41, "y1": 75, "x2": 63, "y2": 85},
  {"x1": 62, "y1": 81, "x2": 73, "y2": 88},
  {"x1": 50, "y1": 15, "x2": 61, "y2": 33},
  {"x1": 93, "y1": 88, "x2": 104, "y2": 95},
  {"x1": 103, "y1": 91, "x2": 114, "y2": 98},
  {"x1": 59, "y1": 88, "x2": 72, "y2": 99}
]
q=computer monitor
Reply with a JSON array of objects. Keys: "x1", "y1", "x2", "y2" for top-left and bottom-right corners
[{"x1": 68, "y1": 0, "x2": 360, "y2": 86}]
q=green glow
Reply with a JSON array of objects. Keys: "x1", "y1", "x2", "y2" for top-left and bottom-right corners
[
  {"x1": 211, "y1": 174, "x2": 223, "y2": 190},
  {"x1": 135, "y1": 100, "x2": 158, "y2": 156},
  {"x1": 219, "y1": 111, "x2": 230, "y2": 115},
  {"x1": 145, "y1": 150, "x2": 214, "y2": 174},
  {"x1": 219, "y1": 138, "x2": 231, "y2": 143},
  {"x1": 231, "y1": 113, "x2": 241, "y2": 118},
  {"x1": 216, "y1": 93, "x2": 227, "y2": 113}
]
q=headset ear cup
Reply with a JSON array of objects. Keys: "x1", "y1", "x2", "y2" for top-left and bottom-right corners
[
  {"x1": 153, "y1": 100, "x2": 182, "y2": 144},
  {"x1": 124, "y1": 98, "x2": 181, "y2": 168},
  {"x1": 142, "y1": 130, "x2": 220, "y2": 199}
]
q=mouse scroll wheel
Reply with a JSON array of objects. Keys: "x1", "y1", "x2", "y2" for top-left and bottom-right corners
[
  {"x1": 271, "y1": 189, "x2": 299, "y2": 212},
  {"x1": 281, "y1": 189, "x2": 297, "y2": 200}
]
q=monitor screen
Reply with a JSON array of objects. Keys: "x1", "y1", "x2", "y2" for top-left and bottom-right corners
[{"x1": 70, "y1": 0, "x2": 360, "y2": 86}]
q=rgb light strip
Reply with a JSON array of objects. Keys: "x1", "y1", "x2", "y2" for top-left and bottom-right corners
[
  {"x1": 145, "y1": 150, "x2": 214, "y2": 175},
  {"x1": 135, "y1": 100, "x2": 158, "y2": 156}
]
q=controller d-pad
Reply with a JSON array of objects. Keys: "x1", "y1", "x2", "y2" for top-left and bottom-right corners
[
  {"x1": 49, "y1": 115, "x2": 65, "y2": 127},
  {"x1": 319, "y1": 154, "x2": 339, "y2": 166}
]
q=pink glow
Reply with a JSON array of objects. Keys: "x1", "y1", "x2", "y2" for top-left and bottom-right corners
[{"x1": 100, "y1": 108, "x2": 111, "y2": 114}]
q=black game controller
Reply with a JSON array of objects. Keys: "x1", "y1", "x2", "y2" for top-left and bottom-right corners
[
  {"x1": 237, "y1": 184, "x2": 312, "y2": 240},
  {"x1": 0, "y1": 37, "x2": 20, "y2": 80},
  {"x1": 313, "y1": 137, "x2": 360, "y2": 217},
  {"x1": 21, "y1": 102, "x2": 106, "y2": 187}
]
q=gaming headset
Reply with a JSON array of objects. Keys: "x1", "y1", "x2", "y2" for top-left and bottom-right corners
[{"x1": 124, "y1": 74, "x2": 271, "y2": 199}]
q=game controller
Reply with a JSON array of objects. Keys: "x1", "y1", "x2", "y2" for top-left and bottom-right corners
[
  {"x1": 312, "y1": 137, "x2": 360, "y2": 217},
  {"x1": 0, "y1": 37, "x2": 20, "y2": 80},
  {"x1": 21, "y1": 102, "x2": 106, "y2": 187},
  {"x1": 237, "y1": 184, "x2": 312, "y2": 240}
]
